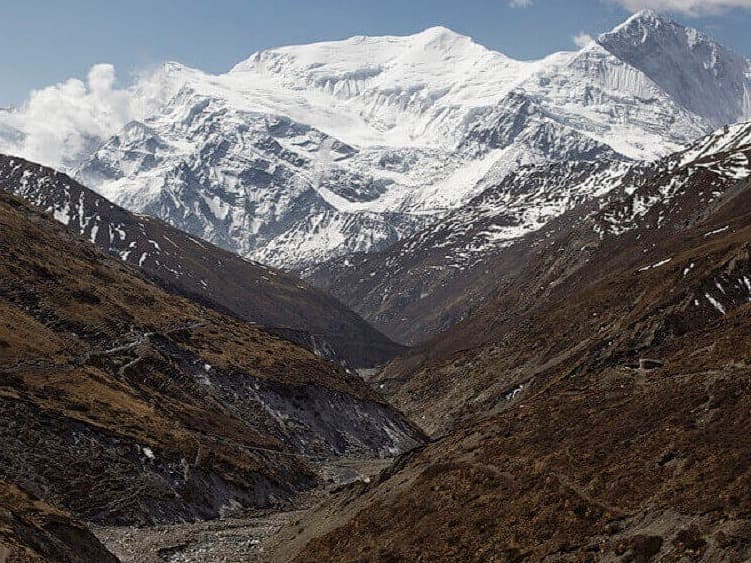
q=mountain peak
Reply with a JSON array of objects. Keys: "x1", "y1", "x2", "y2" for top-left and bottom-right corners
[
  {"x1": 596, "y1": 11, "x2": 751, "y2": 127},
  {"x1": 600, "y1": 9, "x2": 673, "y2": 44},
  {"x1": 629, "y1": 8, "x2": 661, "y2": 21},
  {"x1": 415, "y1": 25, "x2": 468, "y2": 41},
  {"x1": 419, "y1": 25, "x2": 456, "y2": 35},
  {"x1": 407, "y1": 25, "x2": 481, "y2": 54},
  {"x1": 342, "y1": 25, "x2": 471, "y2": 45}
]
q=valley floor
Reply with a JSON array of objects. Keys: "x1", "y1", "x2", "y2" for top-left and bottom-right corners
[{"x1": 92, "y1": 457, "x2": 394, "y2": 563}]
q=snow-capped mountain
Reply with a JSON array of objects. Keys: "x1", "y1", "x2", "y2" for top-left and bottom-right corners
[
  {"x1": 598, "y1": 10, "x2": 751, "y2": 128},
  {"x1": 308, "y1": 120, "x2": 751, "y2": 344},
  {"x1": 1, "y1": 11, "x2": 750, "y2": 270}
]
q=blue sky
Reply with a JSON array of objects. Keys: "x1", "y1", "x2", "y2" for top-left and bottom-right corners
[{"x1": 3, "y1": 0, "x2": 751, "y2": 107}]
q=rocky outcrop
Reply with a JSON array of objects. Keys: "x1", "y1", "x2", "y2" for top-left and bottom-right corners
[
  {"x1": 0, "y1": 191, "x2": 423, "y2": 527},
  {"x1": 0, "y1": 482, "x2": 117, "y2": 563}
]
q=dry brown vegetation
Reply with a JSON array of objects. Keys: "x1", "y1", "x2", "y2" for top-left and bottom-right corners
[
  {"x1": 293, "y1": 153, "x2": 751, "y2": 560},
  {"x1": 0, "y1": 154, "x2": 404, "y2": 368},
  {"x1": 0, "y1": 191, "x2": 420, "y2": 531}
]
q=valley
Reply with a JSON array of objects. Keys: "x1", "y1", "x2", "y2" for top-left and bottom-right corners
[
  {"x1": 3, "y1": 7, "x2": 751, "y2": 562},
  {"x1": 0, "y1": 189, "x2": 422, "y2": 559},
  {"x1": 92, "y1": 458, "x2": 393, "y2": 562}
]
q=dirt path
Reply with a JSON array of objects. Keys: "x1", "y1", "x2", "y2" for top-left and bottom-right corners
[{"x1": 92, "y1": 458, "x2": 393, "y2": 563}]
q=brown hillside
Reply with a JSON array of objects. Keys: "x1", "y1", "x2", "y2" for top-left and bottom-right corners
[{"x1": 0, "y1": 191, "x2": 422, "y2": 527}]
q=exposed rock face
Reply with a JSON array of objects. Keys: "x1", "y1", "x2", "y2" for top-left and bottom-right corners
[
  {"x1": 0, "y1": 482, "x2": 118, "y2": 563},
  {"x1": 0, "y1": 154, "x2": 404, "y2": 368},
  {"x1": 0, "y1": 191, "x2": 423, "y2": 527}
]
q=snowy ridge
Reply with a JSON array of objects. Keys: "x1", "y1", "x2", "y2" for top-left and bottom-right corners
[
  {"x1": 0, "y1": 155, "x2": 210, "y2": 280},
  {"x1": 677, "y1": 121, "x2": 751, "y2": 165},
  {"x1": 2, "y1": 12, "x2": 751, "y2": 270},
  {"x1": 597, "y1": 10, "x2": 751, "y2": 128},
  {"x1": 230, "y1": 26, "x2": 544, "y2": 148},
  {"x1": 0, "y1": 154, "x2": 407, "y2": 367},
  {"x1": 595, "y1": 121, "x2": 751, "y2": 239},
  {"x1": 397, "y1": 159, "x2": 638, "y2": 271}
]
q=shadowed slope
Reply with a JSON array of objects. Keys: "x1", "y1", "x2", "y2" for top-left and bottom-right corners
[
  {"x1": 0, "y1": 191, "x2": 423, "y2": 527},
  {"x1": 0, "y1": 483, "x2": 118, "y2": 563},
  {"x1": 0, "y1": 154, "x2": 404, "y2": 368}
]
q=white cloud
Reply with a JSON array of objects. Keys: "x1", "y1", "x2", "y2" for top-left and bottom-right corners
[
  {"x1": 609, "y1": 0, "x2": 751, "y2": 16},
  {"x1": 509, "y1": 0, "x2": 751, "y2": 16},
  {"x1": 572, "y1": 32, "x2": 594, "y2": 48},
  {"x1": 0, "y1": 64, "x2": 137, "y2": 169}
]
